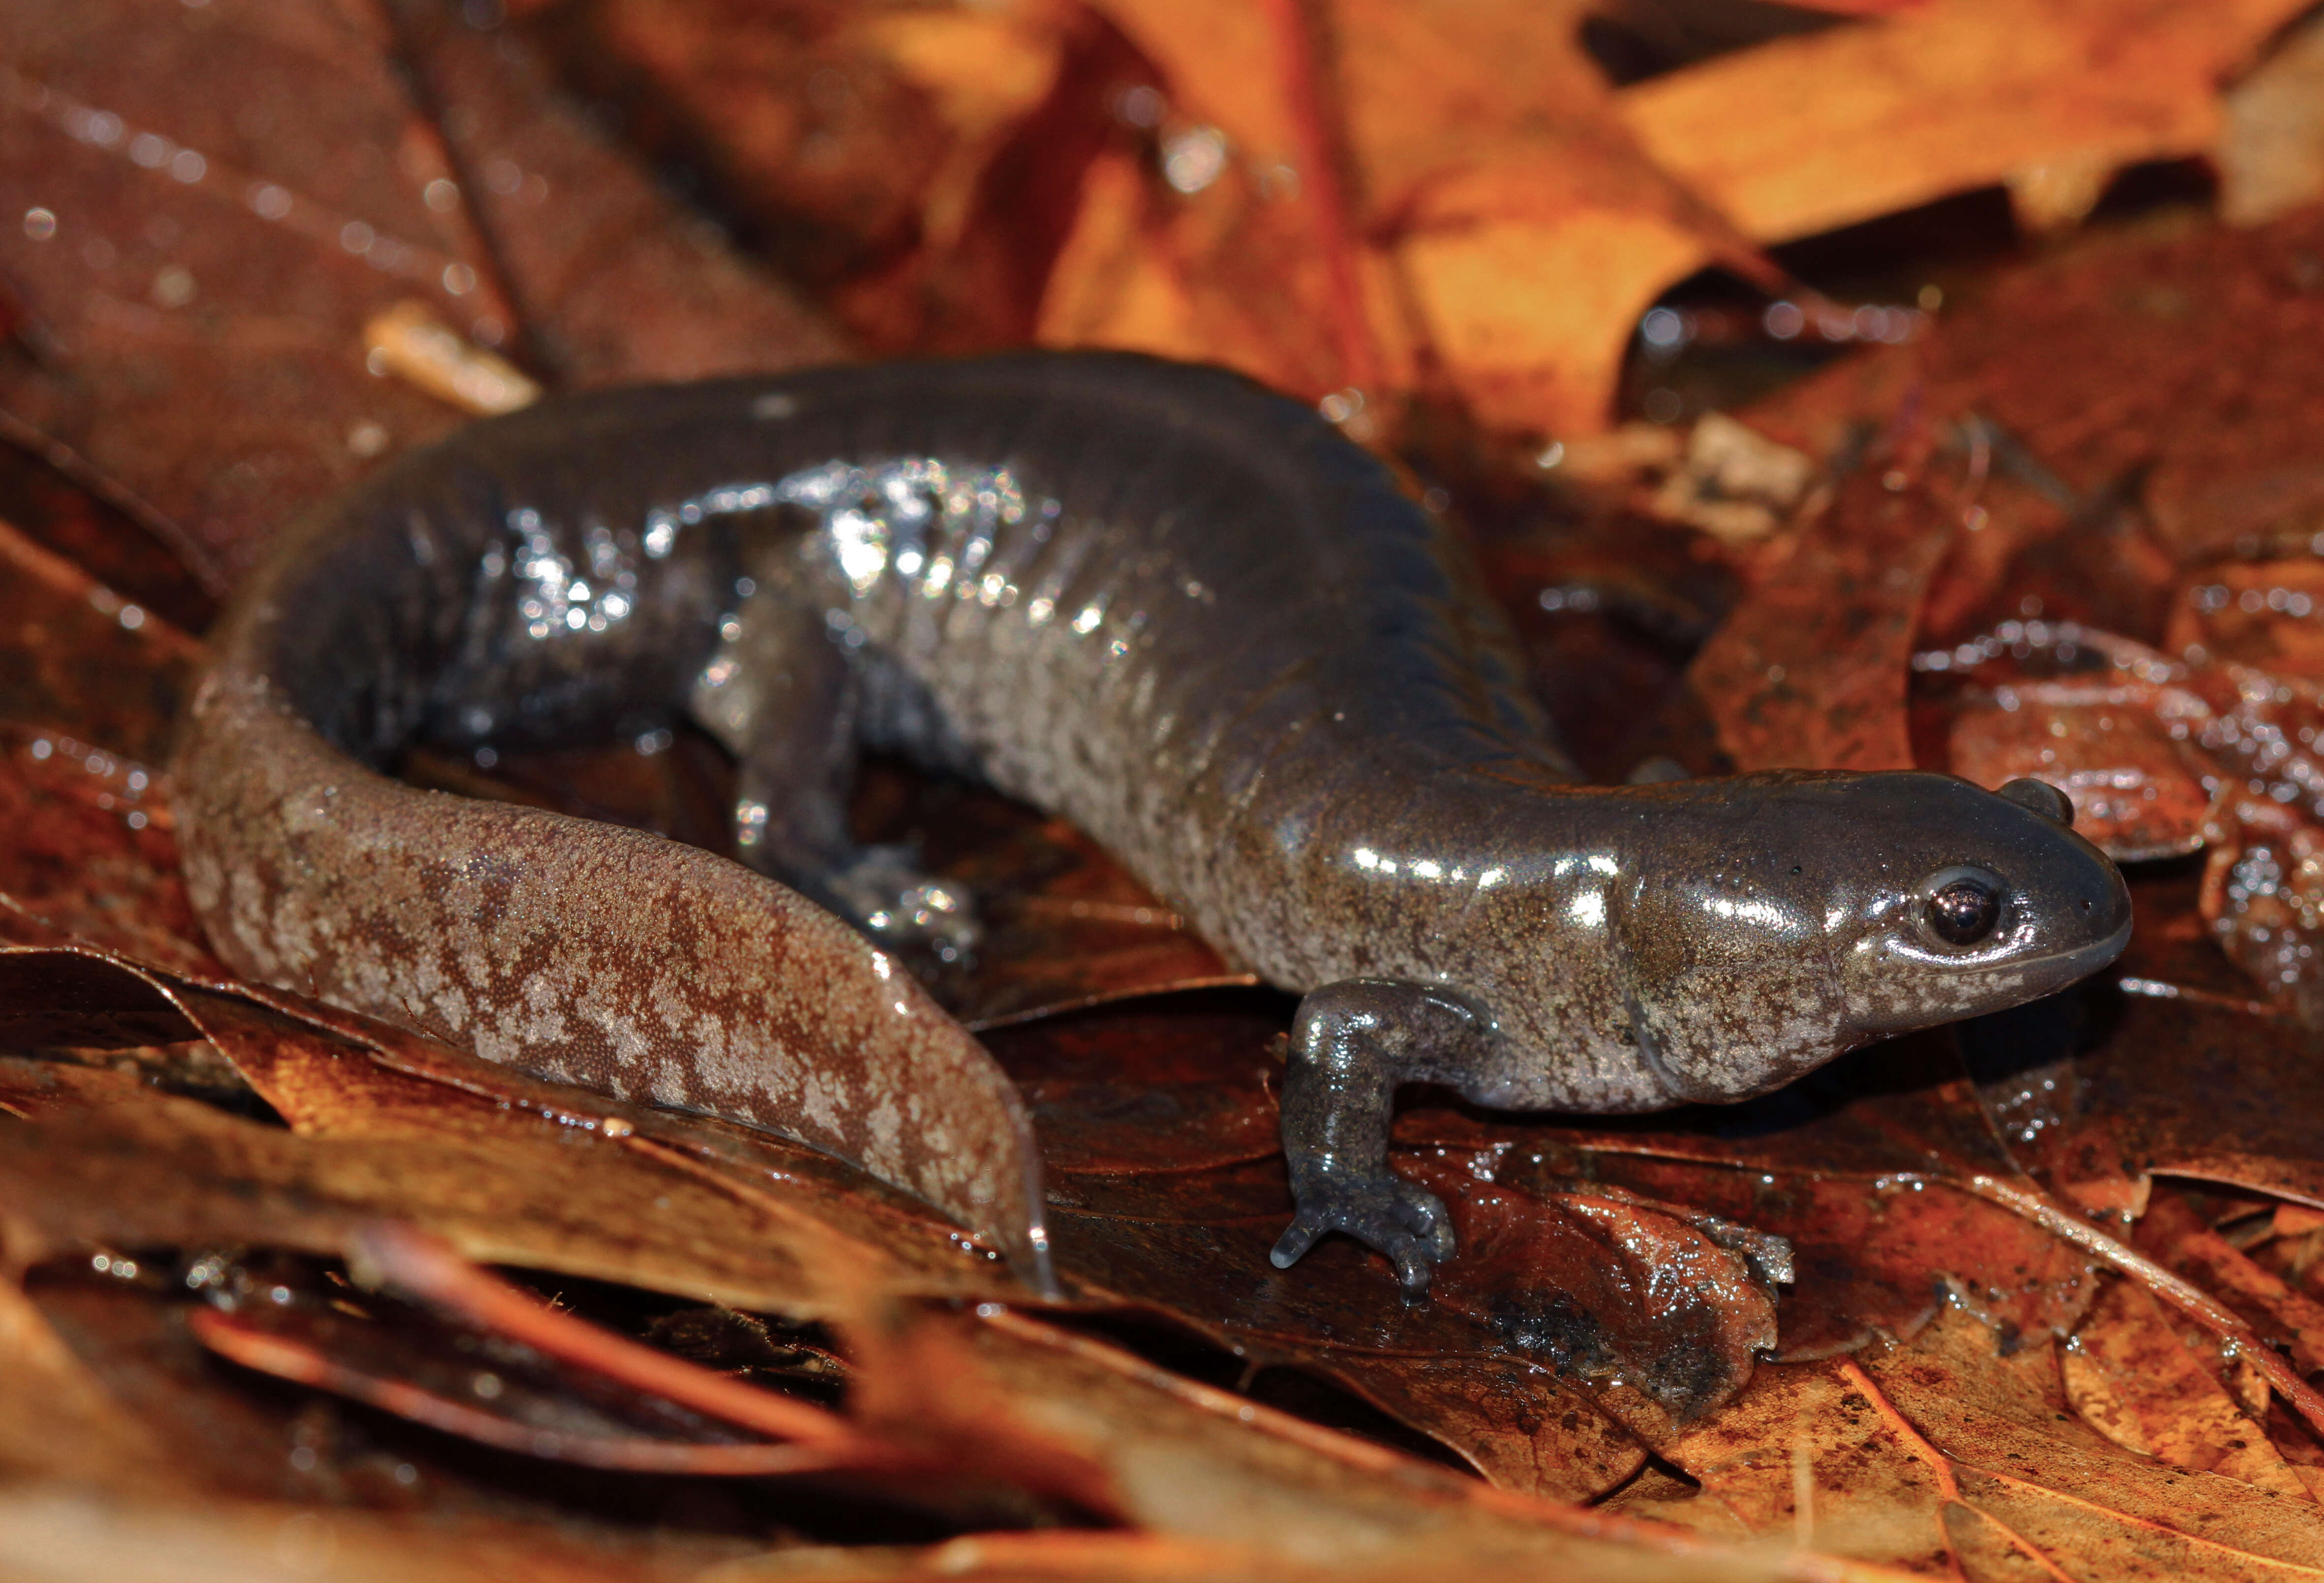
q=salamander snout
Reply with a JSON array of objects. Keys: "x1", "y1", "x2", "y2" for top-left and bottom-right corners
[
  {"x1": 1587, "y1": 770, "x2": 2130, "y2": 1107},
  {"x1": 1826, "y1": 771, "x2": 2132, "y2": 1037}
]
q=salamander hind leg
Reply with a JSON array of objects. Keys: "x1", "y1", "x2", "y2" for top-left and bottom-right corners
[
  {"x1": 1269, "y1": 979, "x2": 1500, "y2": 1297},
  {"x1": 689, "y1": 579, "x2": 980, "y2": 969},
  {"x1": 815, "y1": 843, "x2": 978, "y2": 965}
]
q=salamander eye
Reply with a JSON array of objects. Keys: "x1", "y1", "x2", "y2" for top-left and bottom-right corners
[{"x1": 1926, "y1": 878, "x2": 2001, "y2": 946}]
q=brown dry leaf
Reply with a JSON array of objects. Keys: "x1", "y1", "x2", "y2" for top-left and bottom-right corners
[
  {"x1": 0, "y1": 505, "x2": 216, "y2": 970},
  {"x1": 1622, "y1": 1304, "x2": 2324, "y2": 1575},
  {"x1": 0, "y1": 1045, "x2": 863, "y2": 1315},
  {"x1": 184, "y1": 1297, "x2": 848, "y2": 1480},
  {"x1": 2063, "y1": 1275, "x2": 2309, "y2": 1498},
  {"x1": 1068, "y1": 0, "x2": 1771, "y2": 437},
  {"x1": 181, "y1": 1226, "x2": 1068, "y2": 1499},
  {"x1": 1618, "y1": 0, "x2": 2312, "y2": 243},
  {"x1": 0, "y1": 423, "x2": 220, "y2": 632},
  {"x1": 1309, "y1": 1353, "x2": 1648, "y2": 1503},
  {"x1": 0, "y1": 1485, "x2": 777, "y2": 1583},
  {"x1": 2137, "y1": 1191, "x2": 2324, "y2": 1380},
  {"x1": 1549, "y1": 1143, "x2": 2099, "y2": 1364},
  {"x1": 1746, "y1": 207, "x2": 2324, "y2": 592},
  {"x1": 0, "y1": 1480, "x2": 1866, "y2": 1583},
  {"x1": 532, "y1": 0, "x2": 957, "y2": 296},
  {"x1": 2168, "y1": 562, "x2": 2324, "y2": 678},
  {"x1": 1979, "y1": 985, "x2": 2324, "y2": 1218},
  {"x1": 514, "y1": 0, "x2": 1113, "y2": 358},
  {"x1": 893, "y1": 1303, "x2": 1900, "y2": 1583},
  {"x1": 1333, "y1": 0, "x2": 1775, "y2": 435},
  {"x1": 2221, "y1": 11, "x2": 2324, "y2": 227},
  {"x1": 13, "y1": 1215, "x2": 889, "y2": 1538},
  {"x1": 0, "y1": 1492, "x2": 1367, "y2": 1583}
]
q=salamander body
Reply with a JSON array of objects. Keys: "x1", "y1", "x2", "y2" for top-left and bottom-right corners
[{"x1": 175, "y1": 353, "x2": 2132, "y2": 1292}]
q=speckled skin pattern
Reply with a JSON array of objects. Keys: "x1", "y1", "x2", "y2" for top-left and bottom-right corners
[{"x1": 173, "y1": 352, "x2": 2132, "y2": 1295}]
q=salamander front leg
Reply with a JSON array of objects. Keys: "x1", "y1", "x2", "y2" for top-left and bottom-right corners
[{"x1": 1269, "y1": 979, "x2": 1499, "y2": 1296}]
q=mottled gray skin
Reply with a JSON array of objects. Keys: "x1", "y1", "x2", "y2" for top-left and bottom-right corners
[{"x1": 175, "y1": 352, "x2": 2132, "y2": 1296}]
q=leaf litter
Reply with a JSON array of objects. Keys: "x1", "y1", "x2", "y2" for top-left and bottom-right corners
[{"x1": 10, "y1": 0, "x2": 2324, "y2": 1577}]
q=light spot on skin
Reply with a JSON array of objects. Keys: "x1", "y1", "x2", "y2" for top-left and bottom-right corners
[{"x1": 1703, "y1": 895, "x2": 1796, "y2": 932}]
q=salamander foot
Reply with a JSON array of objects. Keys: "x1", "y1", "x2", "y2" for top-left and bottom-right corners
[
  {"x1": 824, "y1": 845, "x2": 982, "y2": 968},
  {"x1": 1272, "y1": 978, "x2": 1495, "y2": 1297},
  {"x1": 1270, "y1": 1174, "x2": 1455, "y2": 1296}
]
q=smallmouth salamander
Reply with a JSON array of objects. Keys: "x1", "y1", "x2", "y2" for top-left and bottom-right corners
[{"x1": 174, "y1": 352, "x2": 2132, "y2": 1294}]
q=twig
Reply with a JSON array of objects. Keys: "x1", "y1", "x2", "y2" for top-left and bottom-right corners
[
  {"x1": 1257, "y1": 0, "x2": 1380, "y2": 397},
  {"x1": 345, "y1": 1221, "x2": 878, "y2": 1451}
]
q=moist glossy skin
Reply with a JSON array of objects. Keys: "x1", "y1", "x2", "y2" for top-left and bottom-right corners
[{"x1": 172, "y1": 352, "x2": 2133, "y2": 1296}]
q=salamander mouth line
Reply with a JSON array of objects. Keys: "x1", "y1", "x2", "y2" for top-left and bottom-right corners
[{"x1": 1992, "y1": 917, "x2": 2132, "y2": 980}]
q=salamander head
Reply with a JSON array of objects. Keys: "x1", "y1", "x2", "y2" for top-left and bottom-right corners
[{"x1": 1615, "y1": 771, "x2": 2130, "y2": 1105}]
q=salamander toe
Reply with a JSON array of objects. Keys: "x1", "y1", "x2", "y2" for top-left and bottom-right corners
[{"x1": 1270, "y1": 1173, "x2": 1457, "y2": 1294}]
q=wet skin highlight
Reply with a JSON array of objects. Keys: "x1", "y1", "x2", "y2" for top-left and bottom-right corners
[{"x1": 173, "y1": 352, "x2": 2133, "y2": 1294}]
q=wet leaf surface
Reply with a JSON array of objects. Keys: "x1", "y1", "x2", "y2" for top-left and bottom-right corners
[
  {"x1": 1691, "y1": 469, "x2": 1957, "y2": 772},
  {"x1": 386, "y1": 0, "x2": 852, "y2": 388},
  {"x1": 0, "y1": 733, "x2": 218, "y2": 979},
  {"x1": 0, "y1": 0, "x2": 479, "y2": 581},
  {"x1": 0, "y1": 515, "x2": 201, "y2": 766}
]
